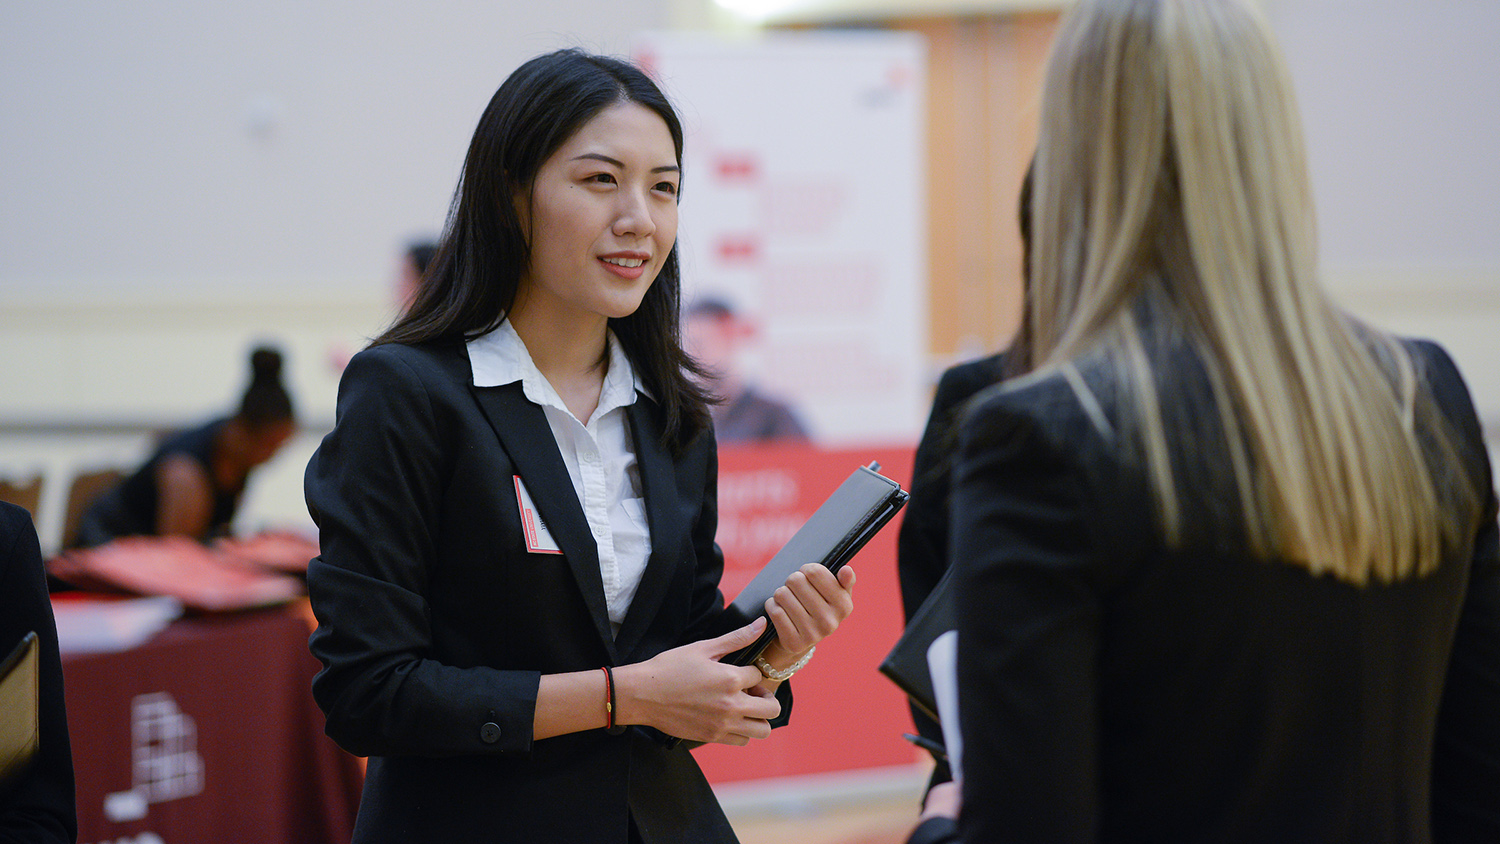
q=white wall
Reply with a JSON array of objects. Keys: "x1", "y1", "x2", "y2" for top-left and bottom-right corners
[
  {"x1": 1266, "y1": 1, "x2": 1500, "y2": 420},
  {"x1": 0, "y1": 0, "x2": 680, "y2": 429},
  {"x1": 1, "y1": 0, "x2": 672, "y2": 302}
]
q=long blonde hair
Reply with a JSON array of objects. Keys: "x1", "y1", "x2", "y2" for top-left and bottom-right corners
[{"x1": 1027, "y1": 0, "x2": 1474, "y2": 584}]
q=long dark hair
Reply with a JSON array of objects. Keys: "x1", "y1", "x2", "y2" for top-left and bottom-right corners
[
  {"x1": 372, "y1": 48, "x2": 712, "y2": 451},
  {"x1": 1002, "y1": 158, "x2": 1035, "y2": 379}
]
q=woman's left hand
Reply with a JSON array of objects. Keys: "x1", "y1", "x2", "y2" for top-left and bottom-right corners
[{"x1": 760, "y1": 563, "x2": 856, "y2": 663}]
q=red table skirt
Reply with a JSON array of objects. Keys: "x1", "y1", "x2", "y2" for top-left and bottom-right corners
[{"x1": 61, "y1": 601, "x2": 363, "y2": 844}]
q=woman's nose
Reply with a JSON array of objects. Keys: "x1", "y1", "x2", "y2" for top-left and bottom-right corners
[{"x1": 612, "y1": 189, "x2": 656, "y2": 238}]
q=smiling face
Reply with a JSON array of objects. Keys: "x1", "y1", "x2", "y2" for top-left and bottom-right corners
[{"x1": 512, "y1": 101, "x2": 681, "y2": 331}]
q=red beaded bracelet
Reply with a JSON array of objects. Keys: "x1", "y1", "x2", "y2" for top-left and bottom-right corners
[{"x1": 600, "y1": 665, "x2": 616, "y2": 731}]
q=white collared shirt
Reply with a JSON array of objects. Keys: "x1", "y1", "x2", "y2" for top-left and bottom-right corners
[{"x1": 468, "y1": 320, "x2": 652, "y2": 637}]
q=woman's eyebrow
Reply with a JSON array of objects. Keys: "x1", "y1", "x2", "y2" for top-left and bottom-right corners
[{"x1": 570, "y1": 152, "x2": 679, "y2": 174}]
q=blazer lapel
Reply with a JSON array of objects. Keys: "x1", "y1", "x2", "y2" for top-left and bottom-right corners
[
  {"x1": 615, "y1": 400, "x2": 683, "y2": 658},
  {"x1": 471, "y1": 382, "x2": 618, "y2": 661}
]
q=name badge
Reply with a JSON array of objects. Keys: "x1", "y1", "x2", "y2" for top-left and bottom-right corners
[{"x1": 514, "y1": 476, "x2": 563, "y2": 554}]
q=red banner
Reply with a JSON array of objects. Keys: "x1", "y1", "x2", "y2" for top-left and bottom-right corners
[{"x1": 693, "y1": 443, "x2": 921, "y2": 784}]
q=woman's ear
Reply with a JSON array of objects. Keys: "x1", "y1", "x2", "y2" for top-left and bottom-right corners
[{"x1": 509, "y1": 179, "x2": 530, "y2": 238}]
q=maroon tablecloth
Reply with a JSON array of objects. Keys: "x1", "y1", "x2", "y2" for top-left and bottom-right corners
[{"x1": 61, "y1": 601, "x2": 363, "y2": 843}]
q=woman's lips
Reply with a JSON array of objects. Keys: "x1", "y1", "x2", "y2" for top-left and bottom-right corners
[{"x1": 600, "y1": 254, "x2": 649, "y2": 279}]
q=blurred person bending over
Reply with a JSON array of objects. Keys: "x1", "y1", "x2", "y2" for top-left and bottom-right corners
[
  {"x1": 74, "y1": 347, "x2": 296, "y2": 548},
  {"x1": 935, "y1": 0, "x2": 1500, "y2": 842}
]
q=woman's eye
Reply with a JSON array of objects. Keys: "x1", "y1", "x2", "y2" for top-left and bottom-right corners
[
  {"x1": 655, "y1": 181, "x2": 679, "y2": 196},
  {"x1": 589, "y1": 173, "x2": 617, "y2": 185}
]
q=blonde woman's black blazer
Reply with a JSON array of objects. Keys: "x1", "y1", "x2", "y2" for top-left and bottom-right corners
[
  {"x1": 950, "y1": 337, "x2": 1500, "y2": 844},
  {"x1": 305, "y1": 340, "x2": 780, "y2": 844}
]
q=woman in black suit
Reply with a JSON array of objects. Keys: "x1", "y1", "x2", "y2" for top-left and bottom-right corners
[
  {"x1": 947, "y1": 0, "x2": 1500, "y2": 842},
  {"x1": 897, "y1": 165, "x2": 1029, "y2": 815},
  {"x1": 0, "y1": 502, "x2": 75, "y2": 843},
  {"x1": 75, "y1": 346, "x2": 296, "y2": 548},
  {"x1": 304, "y1": 49, "x2": 854, "y2": 844}
]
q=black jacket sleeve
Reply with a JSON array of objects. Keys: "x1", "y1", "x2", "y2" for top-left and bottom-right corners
[
  {"x1": 951, "y1": 382, "x2": 1123, "y2": 844},
  {"x1": 1423, "y1": 342, "x2": 1500, "y2": 842},
  {"x1": 0, "y1": 503, "x2": 76, "y2": 844},
  {"x1": 305, "y1": 347, "x2": 542, "y2": 758},
  {"x1": 896, "y1": 354, "x2": 1005, "y2": 786}
]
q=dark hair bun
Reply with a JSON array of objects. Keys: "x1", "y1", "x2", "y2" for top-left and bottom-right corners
[
  {"x1": 250, "y1": 346, "x2": 284, "y2": 383},
  {"x1": 239, "y1": 345, "x2": 294, "y2": 425}
]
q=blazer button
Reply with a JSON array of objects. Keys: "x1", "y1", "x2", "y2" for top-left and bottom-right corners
[{"x1": 480, "y1": 722, "x2": 502, "y2": 744}]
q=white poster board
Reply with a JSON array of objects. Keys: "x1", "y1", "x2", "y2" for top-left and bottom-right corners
[{"x1": 634, "y1": 32, "x2": 927, "y2": 445}]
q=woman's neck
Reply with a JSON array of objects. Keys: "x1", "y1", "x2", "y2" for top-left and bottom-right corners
[{"x1": 508, "y1": 304, "x2": 610, "y2": 424}]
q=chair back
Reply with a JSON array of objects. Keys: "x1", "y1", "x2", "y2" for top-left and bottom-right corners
[
  {"x1": 61, "y1": 468, "x2": 125, "y2": 549},
  {"x1": 0, "y1": 475, "x2": 43, "y2": 520}
]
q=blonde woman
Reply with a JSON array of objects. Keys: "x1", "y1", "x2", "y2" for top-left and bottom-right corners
[{"x1": 946, "y1": 0, "x2": 1500, "y2": 841}]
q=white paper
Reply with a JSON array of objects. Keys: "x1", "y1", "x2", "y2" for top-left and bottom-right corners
[
  {"x1": 52, "y1": 595, "x2": 183, "y2": 654},
  {"x1": 928, "y1": 629, "x2": 962, "y2": 784}
]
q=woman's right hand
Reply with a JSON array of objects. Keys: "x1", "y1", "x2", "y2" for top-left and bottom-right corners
[
  {"x1": 613, "y1": 617, "x2": 782, "y2": 745},
  {"x1": 920, "y1": 781, "x2": 961, "y2": 822}
]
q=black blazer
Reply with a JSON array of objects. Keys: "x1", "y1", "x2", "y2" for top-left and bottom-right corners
[
  {"x1": 305, "y1": 340, "x2": 782, "y2": 844},
  {"x1": 896, "y1": 351, "x2": 1007, "y2": 787},
  {"x1": 0, "y1": 502, "x2": 76, "y2": 844},
  {"x1": 950, "y1": 337, "x2": 1500, "y2": 843}
]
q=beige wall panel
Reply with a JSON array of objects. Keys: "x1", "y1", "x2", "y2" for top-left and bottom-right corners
[{"x1": 887, "y1": 13, "x2": 1057, "y2": 373}]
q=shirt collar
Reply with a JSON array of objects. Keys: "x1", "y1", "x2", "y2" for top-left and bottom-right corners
[{"x1": 468, "y1": 320, "x2": 644, "y2": 416}]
